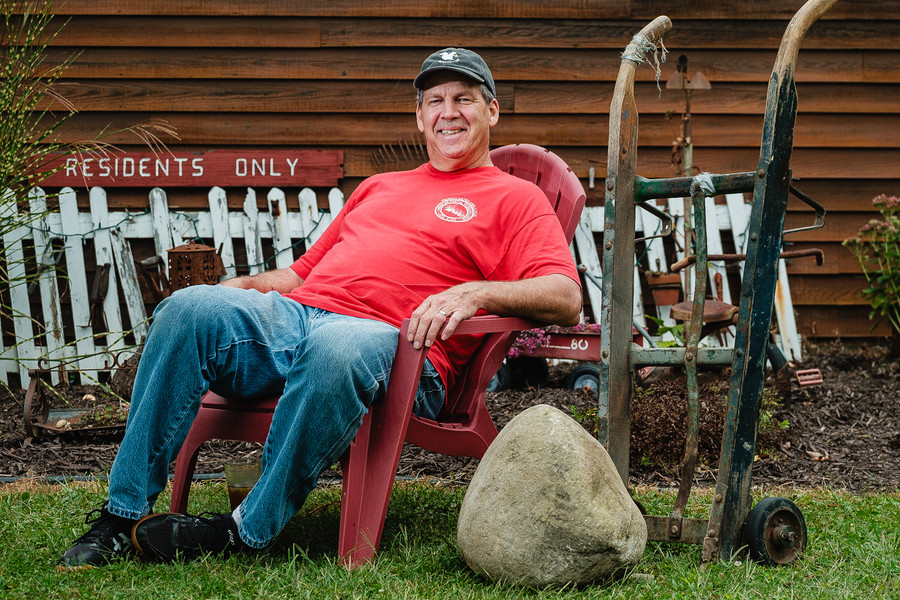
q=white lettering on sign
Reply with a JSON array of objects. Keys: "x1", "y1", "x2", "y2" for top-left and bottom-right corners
[
  {"x1": 46, "y1": 150, "x2": 341, "y2": 187},
  {"x1": 62, "y1": 156, "x2": 208, "y2": 180},
  {"x1": 569, "y1": 339, "x2": 590, "y2": 351},
  {"x1": 235, "y1": 158, "x2": 302, "y2": 178}
]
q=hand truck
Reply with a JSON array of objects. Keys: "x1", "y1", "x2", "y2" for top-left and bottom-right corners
[{"x1": 598, "y1": 0, "x2": 836, "y2": 565}]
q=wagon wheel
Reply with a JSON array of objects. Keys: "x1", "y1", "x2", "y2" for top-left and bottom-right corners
[
  {"x1": 566, "y1": 363, "x2": 600, "y2": 398},
  {"x1": 743, "y1": 497, "x2": 807, "y2": 566}
]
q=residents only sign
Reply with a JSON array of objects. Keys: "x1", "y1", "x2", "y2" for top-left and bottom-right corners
[{"x1": 42, "y1": 150, "x2": 344, "y2": 188}]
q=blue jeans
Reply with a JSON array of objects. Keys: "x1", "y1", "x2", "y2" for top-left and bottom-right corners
[{"x1": 106, "y1": 285, "x2": 445, "y2": 548}]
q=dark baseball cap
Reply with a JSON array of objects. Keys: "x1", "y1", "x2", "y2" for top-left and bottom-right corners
[{"x1": 413, "y1": 48, "x2": 496, "y2": 97}]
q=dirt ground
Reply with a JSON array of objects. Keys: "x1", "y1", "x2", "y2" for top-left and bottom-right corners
[{"x1": 1, "y1": 340, "x2": 897, "y2": 492}]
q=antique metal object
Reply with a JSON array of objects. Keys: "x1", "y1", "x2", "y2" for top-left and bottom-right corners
[
  {"x1": 598, "y1": 0, "x2": 834, "y2": 566},
  {"x1": 167, "y1": 242, "x2": 221, "y2": 293}
]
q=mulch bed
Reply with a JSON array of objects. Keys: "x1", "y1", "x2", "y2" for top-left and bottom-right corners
[{"x1": 1, "y1": 341, "x2": 897, "y2": 492}]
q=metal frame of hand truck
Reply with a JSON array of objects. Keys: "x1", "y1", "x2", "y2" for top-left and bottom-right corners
[{"x1": 597, "y1": 0, "x2": 835, "y2": 565}]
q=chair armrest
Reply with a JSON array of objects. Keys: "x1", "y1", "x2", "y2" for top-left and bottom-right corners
[
  {"x1": 451, "y1": 315, "x2": 544, "y2": 336},
  {"x1": 397, "y1": 314, "x2": 544, "y2": 340}
]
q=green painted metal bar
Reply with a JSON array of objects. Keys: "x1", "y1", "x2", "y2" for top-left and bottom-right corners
[
  {"x1": 631, "y1": 346, "x2": 734, "y2": 366},
  {"x1": 634, "y1": 172, "x2": 756, "y2": 203},
  {"x1": 702, "y1": 0, "x2": 839, "y2": 563}
]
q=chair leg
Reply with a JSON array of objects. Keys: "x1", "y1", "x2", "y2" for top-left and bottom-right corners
[
  {"x1": 170, "y1": 430, "x2": 206, "y2": 513},
  {"x1": 338, "y1": 340, "x2": 425, "y2": 568},
  {"x1": 169, "y1": 403, "x2": 274, "y2": 513},
  {"x1": 338, "y1": 413, "x2": 376, "y2": 567}
]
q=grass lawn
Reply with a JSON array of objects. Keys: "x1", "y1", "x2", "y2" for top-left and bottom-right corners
[{"x1": 0, "y1": 478, "x2": 897, "y2": 599}]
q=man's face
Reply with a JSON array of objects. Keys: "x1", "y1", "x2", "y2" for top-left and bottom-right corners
[{"x1": 415, "y1": 73, "x2": 499, "y2": 172}]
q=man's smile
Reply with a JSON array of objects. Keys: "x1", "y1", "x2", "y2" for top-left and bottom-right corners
[{"x1": 438, "y1": 124, "x2": 466, "y2": 136}]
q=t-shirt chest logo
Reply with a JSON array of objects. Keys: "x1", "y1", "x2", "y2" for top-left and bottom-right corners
[{"x1": 434, "y1": 197, "x2": 477, "y2": 223}]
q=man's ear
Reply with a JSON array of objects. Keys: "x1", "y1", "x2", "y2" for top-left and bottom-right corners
[
  {"x1": 488, "y1": 99, "x2": 500, "y2": 128},
  {"x1": 415, "y1": 105, "x2": 425, "y2": 133}
]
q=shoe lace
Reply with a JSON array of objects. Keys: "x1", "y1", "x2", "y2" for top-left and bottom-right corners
[
  {"x1": 73, "y1": 508, "x2": 123, "y2": 545},
  {"x1": 186, "y1": 512, "x2": 237, "y2": 549}
]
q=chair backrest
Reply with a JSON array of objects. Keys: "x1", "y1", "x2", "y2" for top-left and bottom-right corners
[
  {"x1": 441, "y1": 144, "x2": 587, "y2": 415},
  {"x1": 489, "y1": 143, "x2": 586, "y2": 241}
]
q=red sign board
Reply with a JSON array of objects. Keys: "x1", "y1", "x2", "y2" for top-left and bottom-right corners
[{"x1": 42, "y1": 150, "x2": 344, "y2": 188}]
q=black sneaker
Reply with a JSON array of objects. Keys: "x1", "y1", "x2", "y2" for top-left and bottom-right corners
[
  {"x1": 57, "y1": 506, "x2": 136, "y2": 571},
  {"x1": 132, "y1": 512, "x2": 243, "y2": 563}
]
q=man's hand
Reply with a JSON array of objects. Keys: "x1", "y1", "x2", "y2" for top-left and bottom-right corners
[
  {"x1": 407, "y1": 281, "x2": 484, "y2": 349},
  {"x1": 219, "y1": 268, "x2": 303, "y2": 294},
  {"x1": 406, "y1": 274, "x2": 582, "y2": 350}
]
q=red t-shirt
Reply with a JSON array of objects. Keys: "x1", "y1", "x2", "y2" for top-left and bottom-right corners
[{"x1": 287, "y1": 162, "x2": 580, "y2": 390}]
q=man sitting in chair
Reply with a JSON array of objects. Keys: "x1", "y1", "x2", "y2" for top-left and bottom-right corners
[{"x1": 59, "y1": 47, "x2": 583, "y2": 569}]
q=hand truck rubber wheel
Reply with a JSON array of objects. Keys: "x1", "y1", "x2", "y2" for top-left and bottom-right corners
[{"x1": 743, "y1": 497, "x2": 807, "y2": 565}]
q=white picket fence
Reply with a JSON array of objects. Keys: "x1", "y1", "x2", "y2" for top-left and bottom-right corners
[
  {"x1": 0, "y1": 186, "x2": 344, "y2": 386},
  {"x1": 2, "y1": 184, "x2": 801, "y2": 388}
]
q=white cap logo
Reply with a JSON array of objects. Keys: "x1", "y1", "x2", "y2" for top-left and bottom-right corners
[
  {"x1": 435, "y1": 197, "x2": 477, "y2": 222},
  {"x1": 439, "y1": 51, "x2": 459, "y2": 62}
]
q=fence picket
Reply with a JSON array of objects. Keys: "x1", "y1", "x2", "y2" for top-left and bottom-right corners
[
  {"x1": 296, "y1": 188, "x2": 319, "y2": 250},
  {"x1": 639, "y1": 202, "x2": 679, "y2": 342},
  {"x1": 268, "y1": 187, "x2": 293, "y2": 269},
  {"x1": 573, "y1": 210, "x2": 604, "y2": 323},
  {"x1": 327, "y1": 187, "x2": 345, "y2": 219},
  {"x1": 704, "y1": 198, "x2": 733, "y2": 305},
  {"x1": 723, "y1": 193, "x2": 801, "y2": 361},
  {"x1": 776, "y1": 261, "x2": 802, "y2": 361},
  {"x1": 208, "y1": 187, "x2": 235, "y2": 280},
  {"x1": 89, "y1": 188, "x2": 128, "y2": 356},
  {"x1": 703, "y1": 197, "x2": 736, "y2": 346},
  {"x1": 109, "y1": 227, "x2": 149, "y2": 345},
  {"x1": 241, "y1": 188, "x2": 264, "y2": 275},
  {"x1": 1, "y1": 199, "x2": 36, "y2": 385},
  {"x1": 726, "y1": 194, "x2": 750, "y2": 277},
  {"x1": 149, "y1": 187, "x2": 175, "y2": 270},
  {"x1": 29, "y1": 188, "x2": 68, "y2": 383},
  {"x1": 666, "y1": 198, "x2": 690, "y2": 294},
  {"x1": 629, "y1": 209, "x2": 645, "y2": 330},
  {"x1": 59, "y1": 188, "x2": 98, "y2": 378}
]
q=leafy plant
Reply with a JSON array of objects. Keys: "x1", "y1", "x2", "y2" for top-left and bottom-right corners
[
  {"x1": 644, "y1": 314, "x2": 685, "y2": 347},
  {"x1": 1, "y1": 0, "x2": 175, "y2": 384},
  {"x1": 1, "y1": 1, "x2": 174, "y2": 203},
  {"x1": 843, "y1": 194, "x2": 900, "y2": 336},
  {"x1": 759, "y1": 388, "x2": 789, "y2": 433}
]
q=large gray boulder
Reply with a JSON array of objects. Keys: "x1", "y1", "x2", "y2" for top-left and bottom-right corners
[{"x1": 457, "y1": 404, "x2": 647, "y2": 587}]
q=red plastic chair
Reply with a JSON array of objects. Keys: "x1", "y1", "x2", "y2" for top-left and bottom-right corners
[{"x1": 169, "y1": 143, "x2": 587, "y2": 567}]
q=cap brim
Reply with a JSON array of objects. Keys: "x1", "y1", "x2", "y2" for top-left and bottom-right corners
[{"x1": 414, "y1": 66, "x2": 486, "y2": 90}]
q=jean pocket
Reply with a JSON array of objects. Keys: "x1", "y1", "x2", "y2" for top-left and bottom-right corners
[{"x1": 413, "y1": 360, "x2": 445, "y2": 420}]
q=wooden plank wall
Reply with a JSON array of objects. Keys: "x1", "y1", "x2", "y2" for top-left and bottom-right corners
[{"x1": 43, "y1": 0, "x2": 900, "y2": 340}]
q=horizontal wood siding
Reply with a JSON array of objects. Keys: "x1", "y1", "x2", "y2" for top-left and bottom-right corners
[{"x1": 34, "y1": 0, "x2": 900, "y2": 340}]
